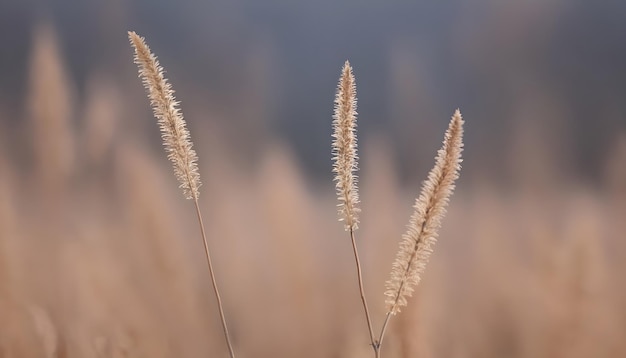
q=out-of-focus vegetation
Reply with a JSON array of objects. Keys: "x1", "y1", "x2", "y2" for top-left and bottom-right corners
[{"x1": 0, "y1": 2, "x2": 625, "y2": 357}]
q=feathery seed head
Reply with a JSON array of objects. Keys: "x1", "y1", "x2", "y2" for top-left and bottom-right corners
[
  {"x1": 384, "y1": 109, "x2": 464, "y2": 314},
  {"x1": 332, "y1": 60, "x2": 360, "y2": 231},
  {"x1": 128, "y1": 31, "x2": 201, "y2": 200}
]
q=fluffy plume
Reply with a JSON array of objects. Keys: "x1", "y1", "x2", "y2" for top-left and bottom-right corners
[
  {"x1": 384, "y1": 109, "x2": 464, "y2": 314},
  {"x1": 128, "y1": 31, "x2": 201, "y2": 200},
  {"x1": 332, "y1": 61, "x2": 360, "y2": 231}
]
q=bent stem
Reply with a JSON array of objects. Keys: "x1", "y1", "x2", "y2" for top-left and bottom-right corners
[
  {"x1": 193, "y1": 199, "x2": 236, "y2": 358},
  {"x1": 348, "y1": 228, "x2": 378, "y2": 356}
]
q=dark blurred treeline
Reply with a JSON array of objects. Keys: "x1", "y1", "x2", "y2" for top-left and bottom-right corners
[{"x1": 0, "y1": 0, "x2": 625, "y2": 185}]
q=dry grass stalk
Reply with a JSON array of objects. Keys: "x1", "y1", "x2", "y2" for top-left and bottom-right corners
[
  {"x1": 378, "y1": 109, "x2": 464, "y2": 352},
  {"x1": 331, "y1": 61, "x2": 465, "y2": 357},
  {"x1": 332, "y1": 60, "x2": 360, "y2": 231},
  {"x1": 332, "y1": 61, "x2": 377, "y2": 354},
  {"x1": 128, "y1": 31, "x2": 200, "y2": 200},
  {"x1": 128, "y1": 31, "x2": 235, "y2": 358}
]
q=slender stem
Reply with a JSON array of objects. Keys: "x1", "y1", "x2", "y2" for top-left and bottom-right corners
[
  {"x1": 193, "y1": 199, "x2": 236, "y2": 358},
  {"x1": 378, "y1": 312, "x2": 393, "y2": 350},
  {"x1": 376, "y1": 217, "x2": 428, "y2": 354},
  {"x1": 348, "y1": 227, "x2": 379, "y2": 356}
]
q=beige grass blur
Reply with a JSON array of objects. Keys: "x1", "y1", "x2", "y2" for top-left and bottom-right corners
[
  {"x1": 27, "y1": 22, "x2": 75, "y2": 201},
  {"x1": 0, "y1": 21, "x2": 625, "y2": 358}
]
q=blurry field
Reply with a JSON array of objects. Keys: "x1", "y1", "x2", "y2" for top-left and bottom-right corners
[{"x1": 1, "y1": 22, "x2": 626, "y2": 358}]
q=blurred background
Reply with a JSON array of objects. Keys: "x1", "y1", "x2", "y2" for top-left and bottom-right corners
[{"x1": 0, "y1": 0, "x2": 625, "y2": 357}]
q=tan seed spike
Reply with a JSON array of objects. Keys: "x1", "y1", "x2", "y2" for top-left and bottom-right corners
[
  {"x1": 128, "y1": 31, "x2": 201, "y2": 200},
  {"x1": 384, "y1": 109, "x2": 464, "y2": 314},
  {"x1": 332, "y1": 60, "x2": 360, "y2": 231},
  {"x1": 129, "y1": 31, "x2": 235, "y2": 357}
]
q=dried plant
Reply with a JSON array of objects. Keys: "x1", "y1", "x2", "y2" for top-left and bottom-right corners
[
  {"x1": 331, "y1": 61, "x2": 464, "y2": 357},
  {"x1": 332, "y1": 61, "x2": 376, "y2": 352},
  {"x1": 384, "y1": 109, "x2": 464, "y2": 314},
  {"x1": 378, "y1": 109, "x2": 464, "y2": 353},
  {"x1": 6, "y1": 20, "x2": 626, "y2": 358},
  {"x1": 128, "y1": 32, "x2": 200, "y2": 200},
  {"x1": 128, "y1": 31, "x2": 235, "y2": 358},
  {"x1": 332, "y1": 60, "x2": 360, "y2": 231}
]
